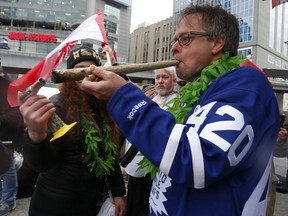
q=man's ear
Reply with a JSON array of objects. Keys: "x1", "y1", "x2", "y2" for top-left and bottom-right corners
[{"x1": 211, "y1": 37, "x2": 226, "y2": 54}]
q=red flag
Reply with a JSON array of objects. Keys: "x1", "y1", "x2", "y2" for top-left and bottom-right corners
[
  {"x1": 272, "y1": 0, "x2": 288, "y2": 8},
  {"x1": 113, "y1": 50, "x2": 118, "y2": 64},
  {"x1": 8, "y1": 9, "x2": 107, "y2": 107},
  {"x1": 96, "y1": 9, "x2": 107, "y2": 43}
]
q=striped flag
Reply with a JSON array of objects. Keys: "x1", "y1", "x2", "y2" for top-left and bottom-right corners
[{"x1": 8, "y1": 9, "x2": 107, "y2": 107}]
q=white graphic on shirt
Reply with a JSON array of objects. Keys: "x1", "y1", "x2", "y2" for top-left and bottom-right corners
[
  {"x1": 149, "y1": 172, "x2": 172, "y2": 215},
  {"x1": 127, "y1": 100, "x2": 147, "y2": 120}
]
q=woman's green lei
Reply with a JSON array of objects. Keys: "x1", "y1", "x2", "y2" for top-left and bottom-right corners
[
  {"x1": 81, "y1": 112, "x2": 117, "y2": 177},
  {"x1": 137, "y1": 52, "x2": 246, "y2": 179}
]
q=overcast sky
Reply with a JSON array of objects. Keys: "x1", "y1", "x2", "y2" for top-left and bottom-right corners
[{"x1": 130, "y1": 0, "x2": 173, "y2": 32}]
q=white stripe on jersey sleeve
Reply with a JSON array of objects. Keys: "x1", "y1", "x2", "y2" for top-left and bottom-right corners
[
  {"x1": 160, "y1": 124, "x2": 185, "y2": 175},
  {"x1": 187, "y1": 127, "x2": 205, "y2": 188}
]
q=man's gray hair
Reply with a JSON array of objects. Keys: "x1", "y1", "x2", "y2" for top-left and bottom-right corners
[{"x1": 154, "y1": 66, "x2": 177, "y2": 78}]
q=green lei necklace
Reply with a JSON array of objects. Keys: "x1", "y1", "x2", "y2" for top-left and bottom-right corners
[
  {"x1": 137, "y1": 52, "x2": 246, "y2": 179},
  {"x1": 81, "y1": 112, "x2": 117, "y2": 177}
]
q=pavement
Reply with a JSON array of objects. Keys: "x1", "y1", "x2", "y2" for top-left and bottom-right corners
[{"x1": 6, "y1": 157, "x2": 288, "y2": 216}]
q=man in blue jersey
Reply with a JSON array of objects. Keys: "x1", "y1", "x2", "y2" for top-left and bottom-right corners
[{"x1": 22, "y1": 4, "x2": 279, "y2": 216}]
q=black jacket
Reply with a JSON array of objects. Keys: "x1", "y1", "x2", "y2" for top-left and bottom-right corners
[
  {"x1": 0, "y1": 75, "x2": 25, "y2": 150},
  {"x1": 23, "y1": 94, "x2": 126, "y2": 216},
  {"x1": 0, "y1": 140, "x2": 12, "y2": 174}
]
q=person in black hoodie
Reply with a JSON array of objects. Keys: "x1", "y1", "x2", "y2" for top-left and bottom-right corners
[
  {"x1": 0, "y1": 140, "x2": 12, "y2": 175},
  {"x1": 19, "y1": 46, "x2": 126, "y2": 216}
]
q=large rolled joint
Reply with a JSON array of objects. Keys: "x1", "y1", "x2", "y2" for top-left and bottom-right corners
[{"x1": 52, "y1": 60, "x2": 179, "y2": 83}]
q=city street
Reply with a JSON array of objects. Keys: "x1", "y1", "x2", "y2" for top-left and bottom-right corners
[{"x1": 8, "y1": 158, "x2": 288, "y2": 216}]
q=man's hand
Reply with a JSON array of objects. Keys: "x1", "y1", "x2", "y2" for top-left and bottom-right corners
[
  {"x1": 81, "y1": 65, "x2": 127, "y2": 100},
  {"x1": 113, "y1": 197, "x2": 126, "y2": 216},
  {"x1": 278, "y1": 127, "x2": 288, "y2": 143},
  {"x1": 19, "y1": 94, "x2": 55, "y2": 143},
  {"x1": 102, "y1": 45, "x2": 113, "y2": 60}
]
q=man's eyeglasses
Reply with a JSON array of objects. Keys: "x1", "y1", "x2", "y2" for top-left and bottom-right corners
[{"x1": 170, "y1": 31, "x2": 210, "y2": 47}]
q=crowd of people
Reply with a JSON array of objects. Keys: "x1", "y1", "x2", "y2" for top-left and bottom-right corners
[{"x1": 0, "y1": 3, "x2": 286, "y2": 216}]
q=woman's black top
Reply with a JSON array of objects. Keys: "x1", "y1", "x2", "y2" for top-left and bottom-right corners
[{"x1": 23, "y1": 94, "x2": 126, "y2": 216}]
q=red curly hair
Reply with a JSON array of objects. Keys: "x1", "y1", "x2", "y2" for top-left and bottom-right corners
[{"x1": 59, "y1": 81, "x2": 122, "y2": 152}]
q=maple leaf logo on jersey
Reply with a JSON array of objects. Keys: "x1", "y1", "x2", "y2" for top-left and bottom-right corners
[{"x1": 149, "y1": 172, "x2": 172, "y2": 215}]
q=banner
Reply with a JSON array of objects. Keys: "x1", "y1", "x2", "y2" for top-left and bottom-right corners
[{"x1": 8, "y1": 9, "x2": 107, "y2": 107}]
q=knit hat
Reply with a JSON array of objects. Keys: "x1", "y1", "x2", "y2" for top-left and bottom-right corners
[{"x1": 67, "y1": 46, "x2": 102, "y2": 69}]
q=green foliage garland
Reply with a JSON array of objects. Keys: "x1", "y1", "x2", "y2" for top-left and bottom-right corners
[
  {"x1": 137, "y1": 52, "x2": 246, "y2": 179},
  {"x1": 81, "y1": 112, "x2": 117, "y2": 177}
]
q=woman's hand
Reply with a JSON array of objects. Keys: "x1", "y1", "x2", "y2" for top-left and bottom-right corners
[{"x1": 19, "y1": 94, "x2": 55, "y2": 143}]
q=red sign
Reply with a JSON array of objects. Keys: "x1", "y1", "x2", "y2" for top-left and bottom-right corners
[{"x1": 8, "y1": 32, "x2": 57, "y2": 43}]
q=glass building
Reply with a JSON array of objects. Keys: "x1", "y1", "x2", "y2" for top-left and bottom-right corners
[
  {"x1": 172, "y1": 0, "x2": 288, "y2": 70},
  {"x1": 129, "y1": 0, "x2": 288, "y2": 107},
  {"x1": 0, "y1": 0, "x2": 132, "y2": 76}
]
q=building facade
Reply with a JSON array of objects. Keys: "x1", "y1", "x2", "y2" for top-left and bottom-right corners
[
  {"x1": 129, "y1": 17, "x2": 173, "y2": 64},
  {"x1": 0, "y1": 0, "x2": 132, "y2": 78},
  {"x1": 129, "y1": 0, "x2": 288, "y2": 108},
  {"x1": 172, "y1": 0, "x2": 288, "y2": 72}
]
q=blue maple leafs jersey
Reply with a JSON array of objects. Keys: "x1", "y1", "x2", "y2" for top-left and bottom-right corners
[{"x1": 108, "y1": 66, "x2": 279, "y2": 216}]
